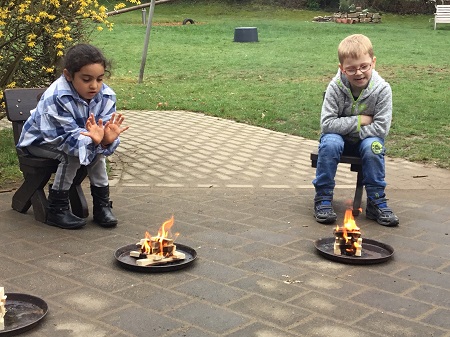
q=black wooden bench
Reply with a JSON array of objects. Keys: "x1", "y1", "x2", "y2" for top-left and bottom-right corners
[
  {"x1": 4, "y1": 88, "x2": 88, "y2": 223},
  {"x1": 310, "y1": 150, "x2": 363, "y2": 216}
]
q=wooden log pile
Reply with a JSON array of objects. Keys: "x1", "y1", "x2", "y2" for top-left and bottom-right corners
[
  {"x1": 333, "y1": 227, "x2": 362, "y2": 256},
  {"x1": 313, "y1": 7, "x2": 381, "y2": 24},
  {"x1": 0, "y1": 287, "x2": 6, "y2": 330},
  {"x1": 130, "y1": 237, "x2": 185, "y2": 266}
]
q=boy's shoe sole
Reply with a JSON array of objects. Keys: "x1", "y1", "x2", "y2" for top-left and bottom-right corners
[
  {"x1": 314, "y1": 206, "x2": 337, "y2": 224},
  {"x1": 366, "y1": 211, "x2": 399, "y2": 226},
  {"x1": 314, "y1": 213, "x2": 337, "y2": 224},
  {"x1": 366, "y1": 206, "x2": 399, "y2": 227}
]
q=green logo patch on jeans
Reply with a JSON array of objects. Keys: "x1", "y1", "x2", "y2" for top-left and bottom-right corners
[{"x1": 371, "y1": 141, "x2": 383, "y2": 154}]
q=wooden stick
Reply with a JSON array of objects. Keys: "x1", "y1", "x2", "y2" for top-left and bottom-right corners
[{"x1": 136, "y1": 251, "x2": 186, "y2": 266}]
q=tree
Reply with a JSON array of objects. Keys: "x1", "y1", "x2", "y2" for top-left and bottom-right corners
[{"x1": 0, "y1": 0, "x2": 139, "y2": 115}]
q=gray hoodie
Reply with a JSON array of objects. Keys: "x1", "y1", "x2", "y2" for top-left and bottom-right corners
[{"x1": 321, "y1": 69, "x2": 392, "y2": 144}]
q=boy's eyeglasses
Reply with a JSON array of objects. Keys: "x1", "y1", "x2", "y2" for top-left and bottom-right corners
[{"x1": 343, "y1": 63, "x2": 372, "y2": 76}]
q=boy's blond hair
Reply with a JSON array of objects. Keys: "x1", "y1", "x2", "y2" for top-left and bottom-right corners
[{"x1": 338, "y1": 34, "x2": 374, "y2": 64}]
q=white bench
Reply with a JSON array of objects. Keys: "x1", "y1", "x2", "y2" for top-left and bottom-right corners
[{"x1": 434, "y1": 5, "x2": 450, "y2": 30}]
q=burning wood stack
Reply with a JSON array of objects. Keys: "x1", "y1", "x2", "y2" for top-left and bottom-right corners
[
  {"x1": 0, "y1": 287, "x2": 6, "y2": 330},
  {"x1": 333, "y1": 209, "x2": 363, "y2": 256},
  {"x1": 130, "y1": 216, "x2": 186, "y2": 266}
]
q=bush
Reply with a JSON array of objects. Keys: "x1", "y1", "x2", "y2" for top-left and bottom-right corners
[
  {"x1": 369, "y1": 0, "x2": 436, "y2": 14},
  {"x1": 0, "y1": 0, "x2": 139, "y2": 114}
]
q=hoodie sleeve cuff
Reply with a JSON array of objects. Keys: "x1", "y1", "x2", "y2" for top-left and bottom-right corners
[{"x1": 357, "y1": 115, "x2": 361, "y2": 132}]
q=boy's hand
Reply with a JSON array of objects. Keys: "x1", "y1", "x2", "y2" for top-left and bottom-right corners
[
  {"x1": 80, "y1": 113, "x2": 104, "y2": 145},
  {"x1": 360, "y1": 115, "x2": 373, "y2": 126},
  {"x1": 101, "y1": 113, "x2": 130, "y2": 147}
]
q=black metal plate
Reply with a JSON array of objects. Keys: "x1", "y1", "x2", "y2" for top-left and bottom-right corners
[
  {"x1": 314, "y1": 237, "x2": 394, "y2": 265},
  {"x1": 0, "y1": 293, "x2": 48, "y2": 336},
  {"x1": 114, "y1": 243, "x2": 197, "y2": 272}
]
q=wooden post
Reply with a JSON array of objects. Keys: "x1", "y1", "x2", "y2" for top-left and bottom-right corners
[{"x1": 138, "y1": 0, "x2": 156, "y2": 83}]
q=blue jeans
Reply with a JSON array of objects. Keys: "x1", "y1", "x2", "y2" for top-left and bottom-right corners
[{"x1": 312, "y1": 133, "x2": 387, "y2": 198}]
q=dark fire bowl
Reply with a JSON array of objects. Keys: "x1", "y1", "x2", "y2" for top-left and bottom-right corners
[
  {"x1": 1, "y1": 293, "x2": 48, "y2": 336},
  {"x1": 314, "y1": 237, "x2": 394, "y2": 265},
  {"x1": 114, "y1": 243, "x2": 197, "y2": 272}
]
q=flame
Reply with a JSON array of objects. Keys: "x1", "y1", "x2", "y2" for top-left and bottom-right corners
[
  {"x1": 334, "y1": 209, "x2": 362, "y2": 255},
  {"x1": 155, "y1": 215, "x2": 174, "y2": 256},
  {"x1": 139, "y1": 216, "x2": 177, "y2": 256},
  {"x1": 141, "y1": 231, "x2": 152, "y2": 254},
  {"x1": 343, "y1": 209, "x2": 359, "y2": 231},
  {"x1": 157, "y1": 215, "x2": 174, "y2": 238}
]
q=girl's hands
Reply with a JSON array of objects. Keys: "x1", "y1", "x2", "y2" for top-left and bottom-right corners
[
  {"x1": 80, "y1": 114, "x2": 104, "y2": 145},
  {"x1": 101, "y1": 113, "x2": 130, "y2": 147}
]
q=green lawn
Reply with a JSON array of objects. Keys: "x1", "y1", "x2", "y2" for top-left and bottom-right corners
[
  {"x1": 1, "y1": 3, "x2": 449, "y2": 187},
  {"x1": 91, "y1": 3, "x2": 450, "y2": 168}
]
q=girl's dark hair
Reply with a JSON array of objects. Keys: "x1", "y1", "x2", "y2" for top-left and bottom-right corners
[{"x1": 63, "y1": 44, "x2": 111, "y2": 77}]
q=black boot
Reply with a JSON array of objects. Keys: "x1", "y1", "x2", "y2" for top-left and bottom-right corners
[
  {"x1": 47, "y1": 189, "x2": 87, "y2": 229},
  {"x1": 90, "y1": 185, "x2": 118, "y2": 228}
]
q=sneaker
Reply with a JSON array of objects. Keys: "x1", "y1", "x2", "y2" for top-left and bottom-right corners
[
  {"x1": 366, "y1": 195, "x2": 399, "y2": 227},
  {"x1": 314, "y1": 195, "x2": 337, "y2": 224}
]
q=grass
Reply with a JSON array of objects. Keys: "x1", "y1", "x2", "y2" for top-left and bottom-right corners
[
  {"x1": 92, "y1": 3, "x2": 450, "y2": 167},
  {"x1": 1, "y1": 2, "x2": 449, "y2": 188},
  {"x1": 0, "y1": 128, "x2": 21, "y2": 188}
]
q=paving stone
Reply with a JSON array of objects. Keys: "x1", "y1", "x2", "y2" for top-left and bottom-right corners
[
  {"x1": 165, "y1": 326, "x2": 218, "y2": 337},
  {"x1": 1, "y1": 110, "x2": 450, "y2": 336},
  {"x1": 407, "y1": 284, "x2": 450, "y2": 307},
  {"x1": 36, "y1": 309, "x2": 119, "y2": 336},
  {"x1": 172, "y1": 278, "x2": 246, "y2": 305},
  {"x1": 48, "y1": 286, "x2": 131, "y2": 318},
  {"x1": 100, "y1": 305, "x2": 182, "y2": 335},
  {"x1": 2, "y1": 239, "x2": 55, "y2": 262},
  {"x1": 229, "y1": 274, "x2": 309, "y2": 302},
  {"x1": 421, "y1": 308, "x2": 450, "y2": 330},
  {"x1": 1, "y1": 255, "x2": 35, "y2": 285},
  {"x1": 188, "y1": 260, "x2": 249, "y2": 283},
  {"x1": 6, "y1": 271, "x2": 82, "y2": 297},
  {"x1": 395, "y1": 266, "x2": 450, "y2": 289},
  {"x1": 289, "y1": 291, "x2": 377, "y2": 323},
  {"x1": 291, "y1": 315, "x2": 386, "y2": 337},
  {"x1": 171, "y1": 301, "x2": 247, "y2": 334},
  {"x1": 224, "y1": 321, "x2": 299, "y2": 337},
  {"x1": 354, "y1": 311, "x2": 447, "y2": 337},
  {"x1": 114, "y1": 282, "x2": 191, "y2": 313},
  {"x1": 351, "y1": 288, "x2": 434, "y2": 319},
  {"x1": 228, "y1": 294, "x2": 311, "y2": 327},
  {"x1": 234, "y1": 256, "x2": 305, "y2": 280}
]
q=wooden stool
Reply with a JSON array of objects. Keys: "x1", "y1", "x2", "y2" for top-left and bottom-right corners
[{"x1": 4, "y1": 88, "x2": 89, "y2": 223}]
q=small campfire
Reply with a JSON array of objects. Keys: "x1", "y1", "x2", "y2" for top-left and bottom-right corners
[
  {"x1": 0, "y1": 287, "x2": 6, "y2": 330},
  {"x1": 130, "y1": 216, "x2": 186, "y2": 266},
  {"x1": 333, "y1": 209, "x2": 363, "y2": 256}
]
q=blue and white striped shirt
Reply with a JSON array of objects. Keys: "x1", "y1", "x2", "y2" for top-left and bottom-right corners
[{"x1": 17, "y1": 75, "x2": 119, "y2": 165}]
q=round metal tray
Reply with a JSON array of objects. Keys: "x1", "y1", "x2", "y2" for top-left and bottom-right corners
[
  {"x1": 114, "y1": 243, "x2": 197, "y2": 272},
  {"x1": 0, "y1": 293, "x2": 48, "y2": 336},
  {"x1": 314, "y1": 237, "x2": 394, "y2": 265}
]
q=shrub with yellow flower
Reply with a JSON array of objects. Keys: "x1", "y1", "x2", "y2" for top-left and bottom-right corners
[{"x1": 0, "y1": 0, "x2": 140, "y2": 113}]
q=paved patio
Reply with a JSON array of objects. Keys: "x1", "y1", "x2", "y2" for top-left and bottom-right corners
[{"x1": 1, "y1": 110, "x2": 449, "y2": 337}]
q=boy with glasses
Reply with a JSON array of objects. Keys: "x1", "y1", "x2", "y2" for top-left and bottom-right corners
[{"x1": 312, "y1": 34, "x2": 399, "y2": 227}]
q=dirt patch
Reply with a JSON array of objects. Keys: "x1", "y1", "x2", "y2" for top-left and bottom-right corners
[{"x1": 0, "y1": 181, "x2": 20, "y2": 193}]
